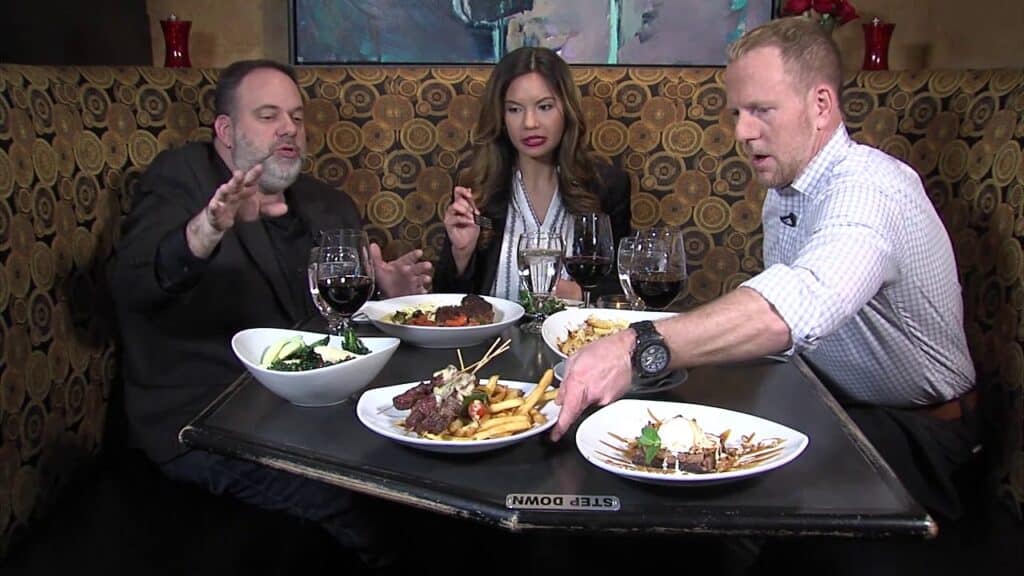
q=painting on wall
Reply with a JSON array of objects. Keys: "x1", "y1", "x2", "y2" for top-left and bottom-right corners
[{"x1": 292, "y1": 0, "x2": 777, "y2": 66}]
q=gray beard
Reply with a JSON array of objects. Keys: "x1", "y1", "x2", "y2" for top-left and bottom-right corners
[
  {"x1": 257, "y1": 157, "x2": 301, "y2": 193},
  {"x1": 232, "y1": 133, "x2": 302, "y2": 193}
]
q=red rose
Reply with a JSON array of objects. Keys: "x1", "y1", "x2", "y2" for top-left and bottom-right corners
[
  {"x1": 812, "y1": 0, "x2": 839, "y2": 14},
  {"x1": 782, "y1": 0, "x2": 812, "y2": 15},
  {"x1": 836, "y1": 1, "x2": 859, "y2": 24}
]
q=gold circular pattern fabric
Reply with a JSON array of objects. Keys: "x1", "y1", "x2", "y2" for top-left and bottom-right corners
[
  {"x1": 403, "y1": 192, "x2": 434, "y2": 225},
  {"x1": 640, "y1": 96, "x2": 675, "y2": 130},
  {"x1": 627, "y1": 121, "x2": 658, "y2": 154},
  {"x1": 659, "y1": 193, "x2": 691, "y2": 227},
  {"x1": 327, "y1": 121, "x2": 363, "y2": 157},
  {"x1": 663, "y1": 121, "x2": 702, "y2": 157},
  {"x1": 646, "y1": 152, "x2": 682, "y2": 191},
  {"x1": 399, "y1": 118, "x2": 437, "y2": 156},
  {"x1": 372, "y1": 94, "x2": 413, "y2": 130},
  {"x1": 630, "y1": 192, "x2": 659, "y2": 229},
  {"x1": 435, "y1": 119, "x2": 467, "y2": 152},
  {"x1": 344, "y1": 168, "x2": 380, "y2": 206},
  {"x1": 591, "y1": 120, "x2": 629, "y2": 157},
  {"x1": 313, "y1": 153, "x2": 352, "y2": 190},
  {"x1": 415, "y1": 166, "x2": 453, "y2": 201}
]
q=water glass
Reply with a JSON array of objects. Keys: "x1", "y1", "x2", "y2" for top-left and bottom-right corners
[
  {"x1": 616, "y1": 235, "x2": 644, "y2": 310},
  {"x1": 517, "y1": 232, "x2": 564, "y2": 333}
]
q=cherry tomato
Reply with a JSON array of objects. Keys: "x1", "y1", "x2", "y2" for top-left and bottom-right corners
[{"x1": 467, "y1": 399, "x2": 489, "y2": 421}]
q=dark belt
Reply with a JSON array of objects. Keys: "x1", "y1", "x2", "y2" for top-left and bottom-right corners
[{"x1": 913, "y1": 389, "x2": 977, "y2": 422}]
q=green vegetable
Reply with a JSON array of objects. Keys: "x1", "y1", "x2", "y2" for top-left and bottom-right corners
[
  {"x1": 342, "y1": 326, "x2": 370, "y2": 355},
  {"x1": 461, "y1": 391, "x2": 489, "y2": 412},
  {"x1": 261, "y1": 335, "x2": 302, "y2": 366},
  {"x1": 638, "y1": 424, "x2": 662, "y2": 465},
  {"x1": 262, "y1": 335, "x2": 334, "y2": 372},
  {"x1": 266, "y1": 337, "x2": 328, "y2": 372},
  {"x1": 518, "y1": 290, "x2": 566, "y2": 316}
]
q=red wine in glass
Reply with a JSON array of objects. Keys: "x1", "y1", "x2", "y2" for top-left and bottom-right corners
[
  {"x1": 565, "y1": 255, "x2": 613, "y2": 289},
  {"x1": 567, "y1": 213, "x2": 614, "y2": 308},
  {"x1": 316, "y1": 229, "x2": 374, "y2": 334},
  {"x1": 630, "y1": 272, "x2": 686, "y2": 310},
  {"x1": 317, "y1": 275, "x2": 373, "y2": 315}
]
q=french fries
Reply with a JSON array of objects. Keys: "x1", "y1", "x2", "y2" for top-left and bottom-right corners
[
  {"x1": 557, "y1": 315, "x2": 630, "y2": 355},
  {"x1": 401, "y1": 373, "x2": 556, "y2": 441}
]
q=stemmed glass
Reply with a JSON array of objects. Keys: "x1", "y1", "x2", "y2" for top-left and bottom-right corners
[
  {"x1": 315, "y1": 229, "x2": 375, "y2": 334},
  {"x1": 565, "y1": 213, "x2": 614, "y2": 308},
  {"x1": 628, "y1": 227, "x2": 687, "y2": 311},
  {"x1": 516, "y1": 232, "x2": 564, "y2": 333},
  {"x1": 616, "y1": 235, "x2": 644, "y2": 310},
  {"x1": 307, "y1": 246, "x2": 332, "y2": 319}
]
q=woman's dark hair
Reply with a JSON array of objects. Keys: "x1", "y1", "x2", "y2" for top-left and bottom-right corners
[{"x1": 466, "y1": 46, "x2": 602, "y2": 229}]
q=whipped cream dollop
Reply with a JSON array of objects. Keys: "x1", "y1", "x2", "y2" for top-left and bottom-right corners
[{"x1": 657, "y1": 415, "x2": 717, "y2": 453}]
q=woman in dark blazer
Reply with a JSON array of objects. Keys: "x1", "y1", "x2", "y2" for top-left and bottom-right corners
[{"x1": 433, "y1": 47, "x2": 631, "y2": 301}]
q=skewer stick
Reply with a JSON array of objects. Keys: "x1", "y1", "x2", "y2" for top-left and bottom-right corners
[
  {"x1": 457, "y1": 349, "x2": 465, "y2": 371},
  {"x1": 464, "y1": 337, "x2": 501, "y2": 373},
  {"x1": 463, "y1": 337, "x2": 511, "y2": 375}
]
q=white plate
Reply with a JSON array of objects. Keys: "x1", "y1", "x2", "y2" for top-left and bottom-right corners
[
  {"x1": 357, "y1": 380, "x2": 560, "y2": 453},
  {"x1": 361, "y1": 294, "x2": 524, "y2": 349},
  {"x1": 575, "y1": 399, "x2": 809, "y2": 485},
  {"x1": 541, "y1": 308, "x2": 677, "y2": 359}
]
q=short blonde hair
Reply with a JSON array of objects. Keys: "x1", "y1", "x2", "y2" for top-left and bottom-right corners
[{"x1": 728, "y1": 16, "x2": 842, "y2": 95}]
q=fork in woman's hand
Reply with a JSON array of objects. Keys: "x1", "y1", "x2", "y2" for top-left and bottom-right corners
[{"x1": 474, "y1": 214, "x2": 493, "y2": 230}]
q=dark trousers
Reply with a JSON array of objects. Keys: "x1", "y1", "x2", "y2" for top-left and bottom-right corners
[
  {"x1": 754, "y1": 399, "x2": 983, "y2": 576},
  {"x1": 161, "y1": 449, "x2": 379, "y2": 554}
]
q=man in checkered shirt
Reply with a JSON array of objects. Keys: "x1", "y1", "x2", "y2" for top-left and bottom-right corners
[{"x1": 553, "y1": 17, "x2": 979, "y2": 567}]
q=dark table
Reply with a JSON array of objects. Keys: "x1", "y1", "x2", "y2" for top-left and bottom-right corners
[{"x1": 181, "y1": 325, "x2": 934, "y2": 539}]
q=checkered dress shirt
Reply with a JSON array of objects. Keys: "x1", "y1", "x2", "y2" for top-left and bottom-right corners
[{"x1": 742, "y1": 126, "x2": 975, "y2": 406}]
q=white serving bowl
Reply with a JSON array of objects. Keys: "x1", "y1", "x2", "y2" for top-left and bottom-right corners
[
  {"x1": 360, "y1": 293, "x2": 524, "y2": 349},
  {"x1": 231, "y1": 328, "x2": 399, "y2": 406},
  {"x1": 541, "y1": 308, "x2": 677, "y2": 359}
]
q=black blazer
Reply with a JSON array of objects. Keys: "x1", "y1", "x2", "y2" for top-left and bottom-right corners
[
  {"x1": 433, "y1": 162, "x2": 632, "y2": 299},
  {"x1": 110, "y1": 142, "x2": 361, "y2": 463}
]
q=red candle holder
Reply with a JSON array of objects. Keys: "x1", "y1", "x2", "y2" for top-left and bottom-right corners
[
  {"x1": 862, "y1": 18, "x2": 894, "y2": 71},
  {"x1": 160, "y1": 16, "x2": 192, "y2": 68}
]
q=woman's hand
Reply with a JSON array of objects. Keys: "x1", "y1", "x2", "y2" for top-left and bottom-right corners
[{"x1": 443, "y1": 186, "x2": 482, "y2": 274}]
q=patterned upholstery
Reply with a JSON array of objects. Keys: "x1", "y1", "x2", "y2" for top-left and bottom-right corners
[{"x1": 0, "y1": 64, "x2": 1021, "y2": 555}]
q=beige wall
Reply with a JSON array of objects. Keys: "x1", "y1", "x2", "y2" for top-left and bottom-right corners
[
  {"x1": 146, "y1": 0, "x2": 287, "y2": 67},
  {"x1": 834, "y1": 0, "x2": 1024, "y2": 72},
  {"x1": 148, "y1": 0, "x2": 1024, "y2": 70}
]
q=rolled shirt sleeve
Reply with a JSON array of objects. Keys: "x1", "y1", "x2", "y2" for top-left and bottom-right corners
[{"x1": 742, "y1": 187, "x2": 902, "y2": 355}]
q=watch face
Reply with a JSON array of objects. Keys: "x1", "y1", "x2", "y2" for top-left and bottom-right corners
[{"x1": 640, "y1": 344, "x2": 669, "y2": 375}]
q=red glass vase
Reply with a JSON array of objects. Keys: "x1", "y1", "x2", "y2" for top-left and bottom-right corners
[
  {"x1": 160, "y1": 17, "x2": 192, "y2": 68},
  {"x1": 862, "y1": 18, "x2": 894, "y2": 71}
]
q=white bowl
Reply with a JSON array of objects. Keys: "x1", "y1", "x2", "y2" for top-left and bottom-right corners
[
  {"x1": 541, "y1": 308, "x2": 677, "y2": 359},
  {"x1": 231, "y1": 328, "x2": 399, "y2": 406},
  {"x1": 361, "y1": 294, "x2": 524, "y2": 349}
]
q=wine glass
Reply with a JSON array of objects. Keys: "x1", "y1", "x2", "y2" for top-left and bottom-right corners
[
  {"x1": 628, "y1": 227, "x2": 687, "y2": 311},
  {"x1": 616, "y1": 235, "x2": 644, "y2": 310},
  {"x1": 565, "y1": 213, "x2": 614, "y2": 308},
  {"x1": 307, "y1": 246, "x2": 332, "y2": 320},
  {"x1": 315, "y1": 229, "x2": 375, "y2": 334},
  {"x1": 516, "y1": 232, "x2": 564, "y2": 333}
]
